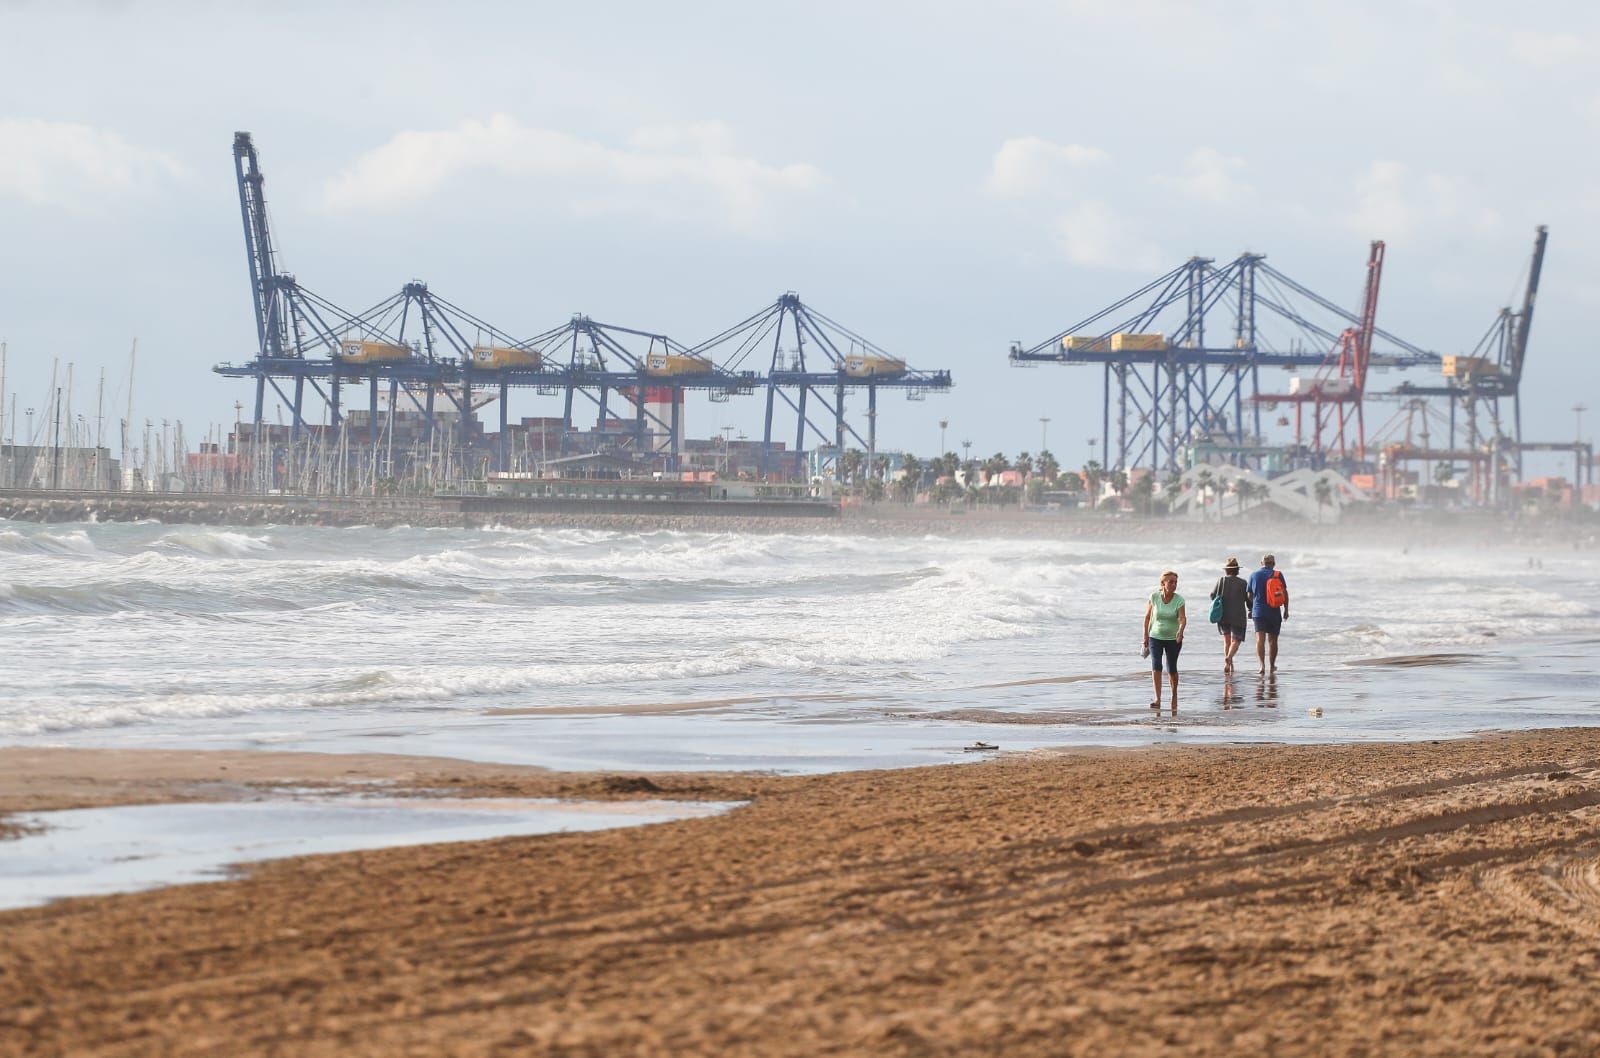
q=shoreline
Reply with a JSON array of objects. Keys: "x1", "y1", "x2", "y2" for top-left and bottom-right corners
[
  {"x1": 5, "y1": 731, "x2": 1600, "y2": 1054},
  {"x1": 3, "y1": 487, "x2": 1597, "y2": 544},
  {"x1": 0, "y1": 745, "x2": 789, "y2": 822}
]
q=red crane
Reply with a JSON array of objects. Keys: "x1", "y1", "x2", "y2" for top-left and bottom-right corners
[{"x1": 1255, "y1": 240, "x2": 1385, "y2": 462}]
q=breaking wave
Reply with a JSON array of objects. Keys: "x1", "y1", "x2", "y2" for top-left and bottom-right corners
[{"x1": 3, "y1": 522, "x2": 1599, "y2": 744}]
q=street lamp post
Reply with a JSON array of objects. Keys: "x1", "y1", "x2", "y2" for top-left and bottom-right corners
[
  {"x1": 233, "y1": 401, "x2": 244, "y2": 495},
  {"x1": 1039, "y1": 416, "x2": 1050, "y2": 454},
  {"x1": 1575, "y1": 403, "x2": 1587, "y2": 441},
  {"x1": 939, "y1": 419, "x2": 948, "y2": 457}
]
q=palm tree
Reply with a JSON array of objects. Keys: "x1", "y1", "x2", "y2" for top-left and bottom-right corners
[
  {"x1": 1109, "y1": 468, "x2": 1129, "y2": 507},
  {"x1": 1228, "y1": 476, "x2": 1247, "y2": 518},
  {"x1": 1083, "y1": 460, "x2": 1104, "y2": 508},
  {"x1": 1130, "y1": 473, "x2": 1155, "y2": 517},
  {"x1": 838, "y1": 448, "x2": 864, "y2": 486},
  {"x1": 894, "y1": 456, "x2": 921, "y2": 502},
  {"x1": 1313, "y1": 476, "x2": 1334, "y2": 523},
  {"x1": 1015, "y1": 451, "x2": 1033, "y2": 479},
  {"x1": 1037, "y1": 450, "x2": 1060, "y2": 485},
  {"x1": 1235, "y1": 479, "x2": 1260, "y2": 515}
]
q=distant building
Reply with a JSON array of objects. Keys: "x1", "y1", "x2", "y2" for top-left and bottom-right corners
[{"x1": 1, "y1": 445, "x2": 120, "y2": 490}]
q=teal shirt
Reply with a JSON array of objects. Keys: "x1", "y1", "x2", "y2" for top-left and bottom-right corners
[{"x1": 1148, "y1": 591, "x2": 1185, "y2": 640}]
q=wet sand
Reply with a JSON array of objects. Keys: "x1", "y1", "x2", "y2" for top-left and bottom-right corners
[{"x1": 5, "y1": 731, "x2": 1600, "y2": 1056}]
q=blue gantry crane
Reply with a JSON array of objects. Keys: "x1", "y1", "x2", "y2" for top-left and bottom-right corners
[
  {"x1": 1394, "y1": 225, "x2": 1548, "y2": 479},
  {"x1": 216, "y1": 133, "x2": 774, "y2": 480},
  {"x1": 514, "y1": 313, "x2": 759, "y2": 468},
  {"x1": 689, "y1": 293, "x2": 953, "y2": 477},
  {"x1": 1010, "y1": 249, "x2": 1439, "y2": 472}
]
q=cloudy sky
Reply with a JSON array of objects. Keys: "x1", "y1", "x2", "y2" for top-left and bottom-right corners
[{"x1": 2, "y1": 0, "x2": 1597, "y2": 470}]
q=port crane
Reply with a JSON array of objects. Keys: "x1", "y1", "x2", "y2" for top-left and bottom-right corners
[
  {"x1": 217, "y1": 133, "x2": 764, "y2": 479},
  {"x1": 689, "y1": 293, "x2": 952, "y2": 477},
  {"x1": 1010, "y1": 249, "x2": 1437, "y2": 473},
  {"x1": 1252, "y1": 241, "x2": 1386, "y2": 461},
  {"x1": 514, "y1": 314, "x2": 758, "y2": 468},
  {"x1": 1394, "y1": 225, "x2": 1548, "y2": 483}
]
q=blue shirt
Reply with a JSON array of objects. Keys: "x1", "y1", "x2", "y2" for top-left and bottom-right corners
[{"x1": 1247, "y1": 567, "x2": 1286, "y2": 619}]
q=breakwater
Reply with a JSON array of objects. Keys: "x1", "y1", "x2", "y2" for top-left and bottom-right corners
[
  {"x1": 0, "y1": 489, "x2": 838, "y2": 534},
  {"x1": 1, "y1": 488, "x2": 1592, "y2": 546}
]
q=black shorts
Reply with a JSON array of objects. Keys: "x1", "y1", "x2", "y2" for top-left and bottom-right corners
[
  {"x1": 1254, "y1": 611, "x2": 1282, "y2": 636},
  {"x1": 1149, "y1": 637, "x2": 1182, "y2": 673},
  {"x1": 1218, "y1": 622, "x2": 1246, "y2": 641}
]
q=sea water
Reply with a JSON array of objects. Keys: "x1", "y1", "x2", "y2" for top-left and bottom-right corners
[
  {"x1": 0, "y1": 795, "x2": 738, "y2": 910},
  {"x1": 1, "y1": 519, "x2": 1597, "y2": 772}
]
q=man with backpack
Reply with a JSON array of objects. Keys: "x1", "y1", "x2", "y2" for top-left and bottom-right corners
[{"x1": 1246, "y1": 553, "x2": 1289, "y2": 674}]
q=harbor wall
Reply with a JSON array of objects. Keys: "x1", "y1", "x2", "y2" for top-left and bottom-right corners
[
  {"x1": 0, "y1": 489, "x2": 837, "y2": 532},
  {"x1": 1, "y1": 489, "x2": 1593, "y2": 546}
]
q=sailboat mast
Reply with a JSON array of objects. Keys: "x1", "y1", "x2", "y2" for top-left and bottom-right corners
[
  {"x1": 124, "y1": 340, "x2": 137, "y2": 466},
  {"x1": 95, "y1": 368, "x2": 105, "y2": 489}
]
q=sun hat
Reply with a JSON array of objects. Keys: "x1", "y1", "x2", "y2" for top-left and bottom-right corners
[{"x1": 1224, "y1": 556, "x2": 1240, "y2": 572}]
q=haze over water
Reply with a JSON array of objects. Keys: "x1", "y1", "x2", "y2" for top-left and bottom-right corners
[{"x1": 2, "y1": 520, "x2": 1596, "y2": 772}]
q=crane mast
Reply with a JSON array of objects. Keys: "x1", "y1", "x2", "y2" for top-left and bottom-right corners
[
  {"x1": 233, "y1": 131, "x2": 290, "y2": 360},
  {"x1": 1508, "y1": 225, "x2": 1547, "y2": 385},
  {"x1": 1351, "y1": 240, "x2": 1385, "y2": 396}
]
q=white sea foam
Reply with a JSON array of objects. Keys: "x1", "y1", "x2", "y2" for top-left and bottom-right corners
[
  {"x1": 0, "y1": 527, "x2": 99, "y2": 556},
  {"x1": 156, "y1": 529, "x2": 273, "y2": 558},
  {"x1": 2, "y1": 523, "x2": 1598, "y2": 752}
]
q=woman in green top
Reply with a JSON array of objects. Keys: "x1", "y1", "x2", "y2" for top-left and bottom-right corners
[{"x1": 1142, "y1": 569, "x2": 1186, "y2": 710}]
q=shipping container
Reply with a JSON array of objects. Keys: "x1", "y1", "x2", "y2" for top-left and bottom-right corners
[
  {"x1": 336, "y1": 339, "x2": 413, "y2": 364},
  {"x1": 471, "y1": 345, "x2": 541, "y2": 370},
  {"x1": 1441, "y1": 355, "x2": 1500, "y2": 379},
  {"x1": 1286, "y1": 376, "x2": 1353, "y2": 397},
  {"x1": 842, "y1": 354, "x2": 907, "y2": 378},
  {"x1": 1110, "y1": 332, "x2": 1168, "y2": 352},
  {"x1": 1061, "y1": 335, "x2": 1112, "y2": 353},
  {"x1": 643, "y1": 353, "x2": 713, "y2": 376}
]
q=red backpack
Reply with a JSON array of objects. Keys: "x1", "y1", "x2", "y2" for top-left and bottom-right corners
[{"x1": 1265, "y1": 571, "x2": 1287, "y2": 608}]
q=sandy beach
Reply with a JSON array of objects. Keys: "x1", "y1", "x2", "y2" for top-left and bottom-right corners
[{"x1": 4, "y1": 731, "x2": 1600, "y2": 1056}]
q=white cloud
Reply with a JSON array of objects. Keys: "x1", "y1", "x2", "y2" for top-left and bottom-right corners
[
  {"x1": 626, "y1": 120, "x2": 736, "y2": 155},
  {"x1": 321, "y1": 115, "x2": 824, "y2": 232},
  {"x1": 987, "y1": 136, "x2": 1109, "y2": 197},
  {"x1": 0, "y1": 119, "x2": 185, "y2": 208},
  {"x1": 1053, "y1": 201, "x2": 1166, "y2": 272},
  {"x1": 1164, "y1": 146, "x2": 1253, "y2": 203},
  {"x1": 1511, "y1": 29, "x2": 1590, "y2": 67},
  {"x1": 1349, "y1": 160, "x2": 1414, "y2": 236},
  {"x1": 986, "y1": 137, "x2": 1164, "y2": 270},
  {"x1": 1347, "y1": 160, "x2": 1498, "y2": 240}
]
